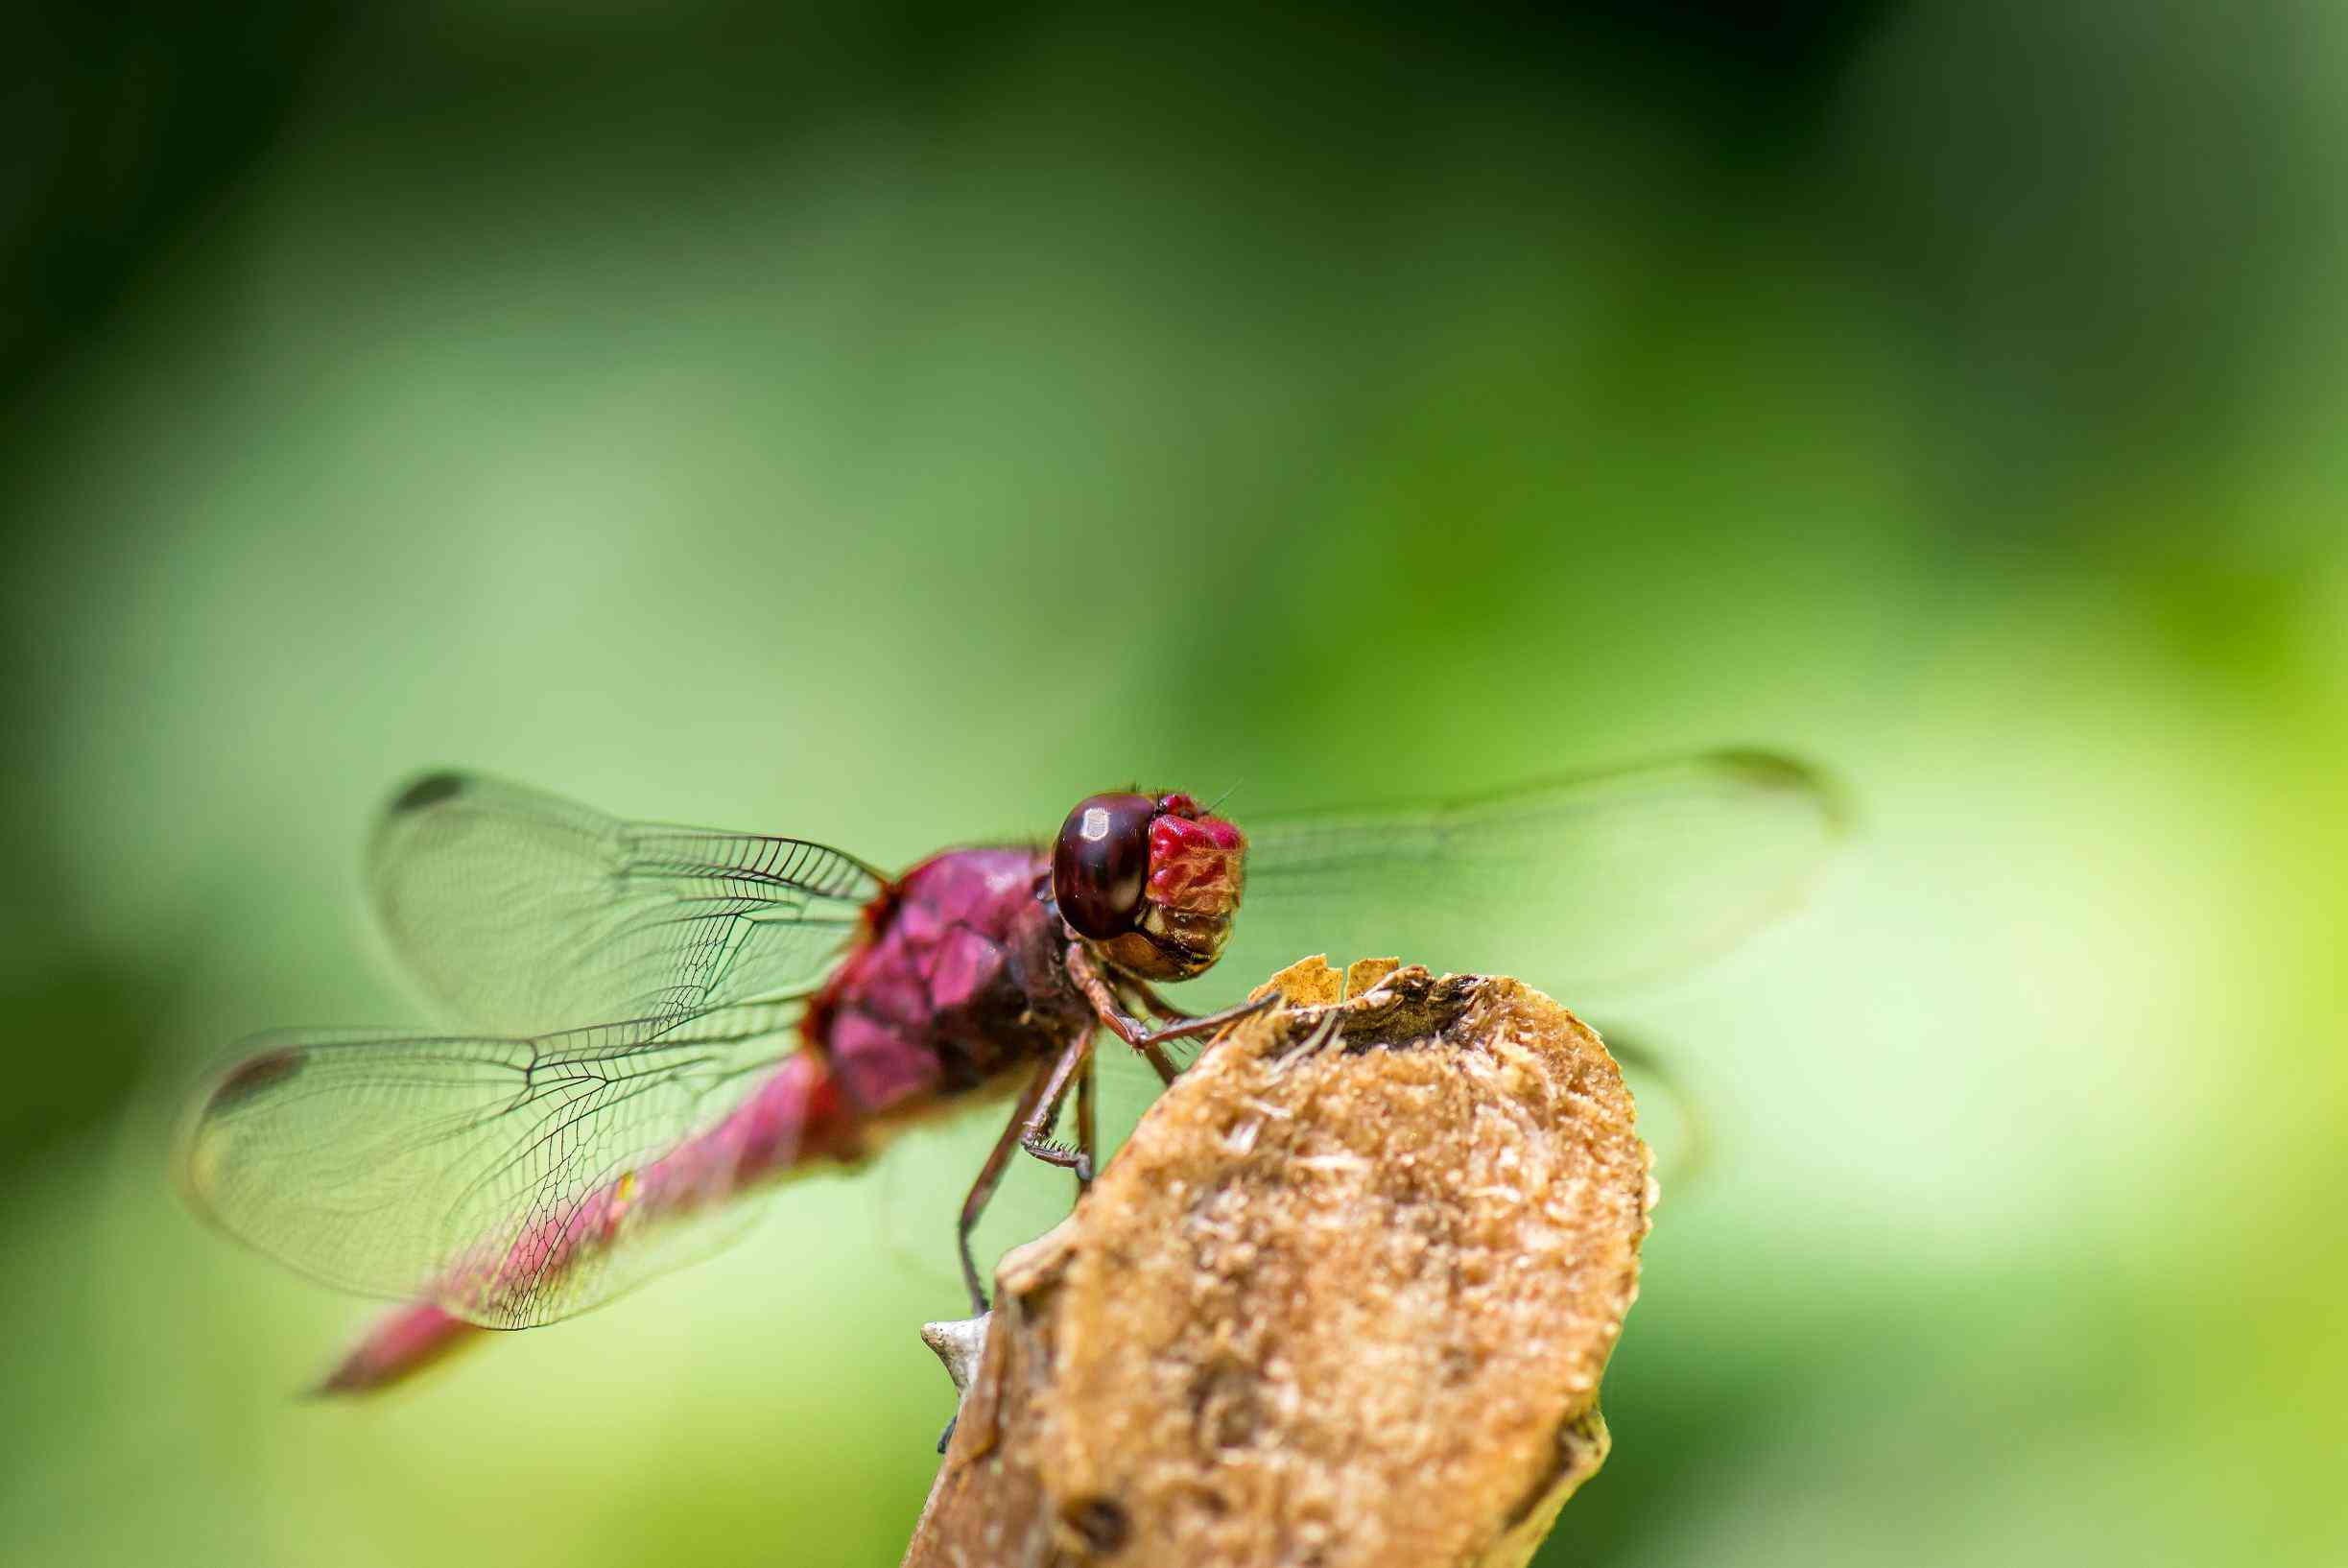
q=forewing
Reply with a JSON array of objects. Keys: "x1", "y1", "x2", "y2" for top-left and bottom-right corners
[
  {"x1": 1217, "y1": 750, "x2": 1846, "y2": 1002},
  {"x1": 369, "y1": 772, "x2": 882, "y2": 1035},
  {"x1": 181, "y1": 1001, "x2": 808, "y2": 1327}
]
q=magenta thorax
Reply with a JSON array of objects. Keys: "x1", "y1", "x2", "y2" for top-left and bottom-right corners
[{"x1": 806, "y1": 846, "x2": 1090, "y2": 1116}]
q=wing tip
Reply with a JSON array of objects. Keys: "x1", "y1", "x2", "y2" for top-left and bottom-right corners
[
  {"x1": 176, "y1": 1042, "x2": 310, "y2": 1201},
  {"x1": 1706, "y1": 748, "x2": 1858, "y2": 840},
  {"x1": 387, "y1": 771, "x2": 469, "y2": 818},
  {"x1": 176, "y1": 1042, "x2": 309, "y2": 1226},
  {"x1": 202, "y1": 1044, "x2": 309, "y2": 1114}
]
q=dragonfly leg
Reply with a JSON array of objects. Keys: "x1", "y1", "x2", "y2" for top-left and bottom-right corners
[
  {"x1": 956, "y1": 1057, "x2": 1057, "y2": 1315},
  {"x1": 1015, "y1": 1032, "x2": 1095, "y2": 1185},
  {"x1": 1073, "y1": 1048, "x2": 1097, "y2": 1198},
  {"x1": 1065, "y1": 944, "x2": 1281, "y2": 1085},
  {"x1": 1120, "y1": 974, "x2": 1197, "y2": 1022}
]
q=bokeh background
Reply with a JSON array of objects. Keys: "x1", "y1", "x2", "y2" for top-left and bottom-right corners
[{"x1": 5, "y1": 3, "x2": 2343, "y2": 1564}]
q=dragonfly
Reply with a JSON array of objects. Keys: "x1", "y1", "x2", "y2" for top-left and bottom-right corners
[{"x1": 179, "y1": 752, "x2": 1842, "y2": 1393}]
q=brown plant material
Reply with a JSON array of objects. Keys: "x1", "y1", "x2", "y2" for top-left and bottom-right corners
[{"x1": 902, "y1": 956, "x2": 1652, "y2": 1568}]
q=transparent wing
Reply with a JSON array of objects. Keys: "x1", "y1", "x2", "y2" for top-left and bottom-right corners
[
  {"x1": 866, "y1": 1093, "x2": 1047, "y2": 1303},
  {"x1": 1210, "y1": 750, "x2": 1846, "y2": 1005},
  {"x1": 180, "y1": 1000, "x2": 816, "y2": 1327},
  {"x1": 368, "y1": 772, "x2": 884, "y2": 1036}
]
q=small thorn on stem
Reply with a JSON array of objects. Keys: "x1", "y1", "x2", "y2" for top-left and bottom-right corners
[
  {"x1": 921, "y1": 1313, "x2": 991, "y2": 1455},
  {"x1": 920, "y1": 1314, "x2": 990, "y2": 1399}
]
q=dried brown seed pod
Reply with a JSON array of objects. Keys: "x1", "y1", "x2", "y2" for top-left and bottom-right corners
[{"x1": 904, "y1": 955, "x2": 1653, "y2": 1568}]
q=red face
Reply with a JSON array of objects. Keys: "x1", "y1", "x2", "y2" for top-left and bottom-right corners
[{"x1": 1051, "y1": 790, "x2": 1246, "y2": 980}]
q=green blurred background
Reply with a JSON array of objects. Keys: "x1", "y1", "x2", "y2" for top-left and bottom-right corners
[{"x1": 5, "y1": 2, "x2": 2342, "y2": 1564}]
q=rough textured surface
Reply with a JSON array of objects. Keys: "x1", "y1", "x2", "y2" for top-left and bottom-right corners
[{"x1": 903, "y1": 956, "x2": 1653, "y2": 1568}]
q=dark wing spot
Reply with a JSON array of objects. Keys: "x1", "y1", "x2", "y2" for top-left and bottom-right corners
[
  {"x1": 206, "y1": 1047, "x2": 305, "y2": 1113},
  {"x1": 389, "y1": 772, "x2": 467, "y2": 815},
  {"x1": 1710, "y1": 748, "x2": 1854, "y2": 835}
]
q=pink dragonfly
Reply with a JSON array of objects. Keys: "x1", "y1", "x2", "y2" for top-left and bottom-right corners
[{"x1": 180, "y1": 754, "x2": 1839, "y2": 1392}]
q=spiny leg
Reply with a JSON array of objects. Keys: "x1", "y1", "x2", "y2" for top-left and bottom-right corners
[
  {"x1": 1065, "y1": 943, "x2": 1280, "y2": 1086},
  {"x1": 1015, "y1": 1031, "x2": 1094, "y2": 1183},
  {"x1": 955, "y1": 1057, "x2": 1056, "y2": 1315}
]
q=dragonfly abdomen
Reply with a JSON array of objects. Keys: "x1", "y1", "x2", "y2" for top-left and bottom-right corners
[{"x1": 316, "y1": 1049, "x2": 868, "y2": 1392}]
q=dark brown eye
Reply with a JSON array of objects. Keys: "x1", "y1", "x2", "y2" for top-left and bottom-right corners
[{"x1": 1052, "y1": 792, "x2": 1156, "y2": 938}]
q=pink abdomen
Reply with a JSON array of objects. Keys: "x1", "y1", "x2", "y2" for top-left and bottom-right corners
[{"x1": 318, "y1": 1048, "x2": 865, "y2": 1393}]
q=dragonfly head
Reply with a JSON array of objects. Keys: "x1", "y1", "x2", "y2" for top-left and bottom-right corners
[{"x1": 1052, "y1": 790, "x2": 1246, "y2": 982}]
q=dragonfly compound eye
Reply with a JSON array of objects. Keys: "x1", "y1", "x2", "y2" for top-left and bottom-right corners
[{"x1": 1053, "y1": 792, "x2": 1157, "y2": 938}]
